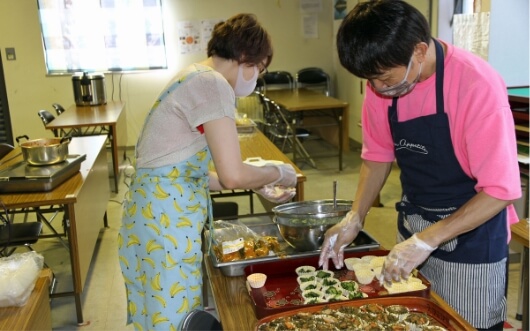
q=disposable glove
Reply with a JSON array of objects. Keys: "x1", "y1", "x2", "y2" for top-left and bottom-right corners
[
  {"x1": 253, "y1": 185, "x2": 296, "y2": 203},
  {"x1": 381, "y1": 233, "x2": 437, "y2": 285},
  {"x1": 318, "y1": 211, "x2": 363, "y2": 270},
  {"x1": 268, "y1": 164, "x2": 297, "y2": 188}
]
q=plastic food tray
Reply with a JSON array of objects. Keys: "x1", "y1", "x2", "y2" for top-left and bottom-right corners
[
  {"x1": 244, "y1": 249, "x2": 431, "y2": 319},
  {"x1": 236, "y1": 119, "x2": 257, "y2": 133},
  {"x1": 205, "y1": 215, "x2": 380, "y2": 277},
  {"x1": 254, "y1": 296, "x2": 473, "y2": 331}
]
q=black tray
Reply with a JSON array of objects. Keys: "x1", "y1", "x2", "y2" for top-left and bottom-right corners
[{"x1": 0, "y1": 154, "x2": 86, "y2": 193}]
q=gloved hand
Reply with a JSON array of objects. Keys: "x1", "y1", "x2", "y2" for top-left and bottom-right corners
[
  {"x1": 381, "y1": 233, "x2": 437, "y2": 285},
  {"x1": 268, "y1": 164, "x2": 297, "y2": 188},
  {"x1": 254, "y1": 185, "x2": 296, "y2": 203},
  {"x1": 318, "y1": 211, "x2": 363, "y2": 270}
]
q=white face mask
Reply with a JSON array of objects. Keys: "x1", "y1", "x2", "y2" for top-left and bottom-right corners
[
  {"x1": 233, "y1": 64, "x2": 258, "y2": 97},
  {"x1": 373, "y1": 57, "x2": 422, "y2": 97}
]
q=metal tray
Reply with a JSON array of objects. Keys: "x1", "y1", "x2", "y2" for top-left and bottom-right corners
[
  {"x1": 205, "y1": 214, "x2": 380, "y2": 276},
  {"x1": 0, "y1": 154, "x2": 86, "y2": 193},
  {"x1": 244, "y1": 249, "x2": 431, "y2": 319}
]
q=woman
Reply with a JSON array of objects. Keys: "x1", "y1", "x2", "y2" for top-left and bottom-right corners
[
  {"x1": 318, "y1": 1, "x2": 521, "y2": 330},
  {"x1": 118, "y1": 13, "x2": 297, "y2": 330}
]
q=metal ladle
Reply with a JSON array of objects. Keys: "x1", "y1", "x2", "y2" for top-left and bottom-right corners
[{"x1": 333, "y1": 180, "x2": 337, "y2": 210}]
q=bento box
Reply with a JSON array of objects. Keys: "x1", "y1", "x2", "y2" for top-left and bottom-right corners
[{"x1": 205, "y1": 214, "x2": 380, "y2": 276}]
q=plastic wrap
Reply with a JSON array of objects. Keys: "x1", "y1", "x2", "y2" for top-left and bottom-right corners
[
  {"x1": 0, "y1": 251, "x2": 44, "y2": 307},
  {"x1": 211, "y1": 220, "x2": 280, "y2": 262}
]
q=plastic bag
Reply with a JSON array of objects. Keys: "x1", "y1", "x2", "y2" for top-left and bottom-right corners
[
  {"x1": 0, "y1": 251, "x2": 44, "y2": 307},
  {"x1": 211, "y1": 220, "x2": 281, "y2": 262}
]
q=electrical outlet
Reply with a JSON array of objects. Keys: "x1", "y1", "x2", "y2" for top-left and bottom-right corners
[{"x1": 5, "y1": 48, "x2": 16, "y2": 61}]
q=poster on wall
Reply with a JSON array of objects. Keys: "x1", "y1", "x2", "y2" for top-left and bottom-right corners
[
  {"x1": 178, "y1": 18, "x2": 224, "y2": 55},
  {"x1": 178, "y1": 21, "x2": 201, "y2": 55},
  {"x1": 334, "y1": 0, "x2": 347, "y2": 20},
  {"x1": 201, "y1": 18, "x2": 224, "y2": 51}
]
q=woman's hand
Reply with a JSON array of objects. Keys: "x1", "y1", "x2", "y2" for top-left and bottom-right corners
[{"x1": 254, "y1": 185, "x2": 296, "y2": 203}]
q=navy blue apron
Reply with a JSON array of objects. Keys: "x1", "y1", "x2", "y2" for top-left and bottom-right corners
[{"x1": 388, "y1": 39, "x2": 508, "y2": 328}]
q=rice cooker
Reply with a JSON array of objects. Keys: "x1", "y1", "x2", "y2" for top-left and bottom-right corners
[{"x1": 72, "y1": 72, "x2": 107, "y2": 106}]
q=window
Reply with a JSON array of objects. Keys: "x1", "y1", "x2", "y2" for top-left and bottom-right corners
[{"x1": 37, "y1": 0, "x2": 167, "y2": 74}]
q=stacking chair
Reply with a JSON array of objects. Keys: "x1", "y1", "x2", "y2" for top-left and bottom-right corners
[
  {"x1": 52, "y1": 103, "x2": 66, "y2": 116},
  {"x1": 37, "y1": 110, "x2": 60, "y2": 137},
  {"x1": 181, "y1": 310, "x2": 222, "y2": 331},
  {"x1": 262, "y1": 71, "x2": 294, "y2": 91},
  {"x1": 258, "y1": 93, "x2": 316, "y2": 167},
  {"x1": 296, "y1": 67, "x2": 331, "y2": 96}
]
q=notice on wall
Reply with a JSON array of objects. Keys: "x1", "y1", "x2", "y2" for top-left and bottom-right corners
[
  {"x1": 178, "y1": 18, "x2": 223, "y2": 55},
  {"x1": 178, "y1": 21, "x2": 201, "y2": 55},
  {"x1": 300, "y1": 0, "x2": 322, "y2": 13},
  {"x1": 302, "y1": 14, "x2": 319, "y2": 39}
]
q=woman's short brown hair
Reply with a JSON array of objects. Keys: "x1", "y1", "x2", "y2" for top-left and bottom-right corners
[{"x1": 207, "y1": 13, "x2": 273, "y2": 68}]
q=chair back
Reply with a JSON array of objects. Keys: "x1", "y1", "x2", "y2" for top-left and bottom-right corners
[
  {"x1": 296, "y1": 67, "x2": 331, "y2": 96},
  {"x1": 262, "y1": 71, "x2": 294, "y2": 91},
  {"x1": 52, "y1": 103, "x2": 66, "y2": 116},
  {"x1": 37, "y1": 110, "x2": 55, "y2": 125},
  {"x1": 255, "y1": 77, "x2": 266, "y2": 93},
  {"x1": 37, "y1": 110, "x2": 58, "y2": 137},
  {"x1": 0, "y1": 143, "x2": 14, "y2": 160},
  {"x1": 181, "y1": 310, "x2": 223, "y2": 331}
]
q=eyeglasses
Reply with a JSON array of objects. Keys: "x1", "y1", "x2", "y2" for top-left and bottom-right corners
[{"x1": 258, "y1": 65, "x2": 268, "y2": 75}]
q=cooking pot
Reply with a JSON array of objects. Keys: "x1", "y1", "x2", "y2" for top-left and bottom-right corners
[
  {"x1": 72, "y1": 72, "x2": 107, "y2": 106},
  {"x1": 16, "y1": 135, "x2": 71, "y2": 166},
  {"x1": 272, "y1": 199, "x2": 353, "y2": 252}
]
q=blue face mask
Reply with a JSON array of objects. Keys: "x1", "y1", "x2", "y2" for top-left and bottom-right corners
[{"x1": 373, "y1": 57, "x2": 422, "y2": 97}]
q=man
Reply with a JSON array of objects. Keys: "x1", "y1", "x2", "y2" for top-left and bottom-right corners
[{"x1": 318, "y1": 1, "x2": 521, "y2": 330}]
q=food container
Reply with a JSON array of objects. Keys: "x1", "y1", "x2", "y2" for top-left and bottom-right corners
[
  {"x1": 254, "y1": 296, "x2": 474, "y2": 331},
  {"x1": 72, "y1": 72, "x2": 107, "y2": 106},
  {"x1": 244, "y1": 249, "x2": 431, "y2": 319},
  {"x1": 17, "y1": 135, "x2": 71, "y2": 166},
  {"x1": 272, "y1": 199, "x2": 353, "y2": 251},
  {"x1": 247, "y1": 273, "x2": 267, "y2": 288},
  {"x1": 205, "y1": 214, "x2": 380, "y2": 276}
]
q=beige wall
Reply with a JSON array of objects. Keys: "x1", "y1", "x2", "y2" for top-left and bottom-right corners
[{"x1": 0, "y1": 0, "x2": 335, "y2": 146}]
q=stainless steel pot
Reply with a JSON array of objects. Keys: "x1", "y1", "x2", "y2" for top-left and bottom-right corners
[
  {"x1": 272, "y1": 199, "x2": 353, "y2": 252},
  {"x1": 72, "y1": 72, "x2": 107, "y2": 106},
  {"x1": 17, "y1": 135, "x2": 71, "y2": 166}
]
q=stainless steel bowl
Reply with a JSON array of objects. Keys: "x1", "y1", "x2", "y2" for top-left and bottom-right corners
[
  {"x1": 19, "y1": 136, "x2": 71, "y2": 166},
  {"x1": 272, "y1": 199, "x2": 353, "y2": 252}
]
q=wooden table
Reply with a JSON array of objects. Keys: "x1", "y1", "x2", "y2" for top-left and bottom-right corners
[
  {"x1": 239, "y1": 130, "x2": 306, "y2": 201},
  {"x1": 204, "y1": 254, "x2": 475, "y2": 330},
  {"x1": 265, "y1": 89, "x2": 349, "y2": 170},
  {"x1": 45, "y1": 101, "x2": 128, "y2": 192},
  {"x1": 0, "y1": 136, "x2": 110, "y2": 324},
  {"x1": 0, "y1": 268, "x2": 53, "y2": 331},
  {"x1": 511, "y1": 220, "x2": 529, "y2": 330}
]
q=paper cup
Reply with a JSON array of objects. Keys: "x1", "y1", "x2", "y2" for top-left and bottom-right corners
[{"x1": 247, "y1": 273, "x2": 267, "y2": 288}]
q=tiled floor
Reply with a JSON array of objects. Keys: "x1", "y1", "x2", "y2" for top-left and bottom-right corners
[{"x1": 15, "y1": 141, "x2": 525, "y2": 330}]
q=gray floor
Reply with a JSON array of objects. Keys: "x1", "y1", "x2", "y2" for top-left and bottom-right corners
[{"x1": 16, "y1": 140, "x2": 524, "y2": 330}]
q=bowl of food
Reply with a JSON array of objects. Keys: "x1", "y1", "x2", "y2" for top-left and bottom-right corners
[{"x1": 271, "y1": 200, "x2": 352, "y2": 252}]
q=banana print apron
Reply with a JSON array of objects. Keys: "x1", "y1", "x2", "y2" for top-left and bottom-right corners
[
  {"x1": 118, "y1": 69, "x2": 213, "y2": 331},
  {"x1": 389, "y1": 39, "x2": 508, "y2": 329}
]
